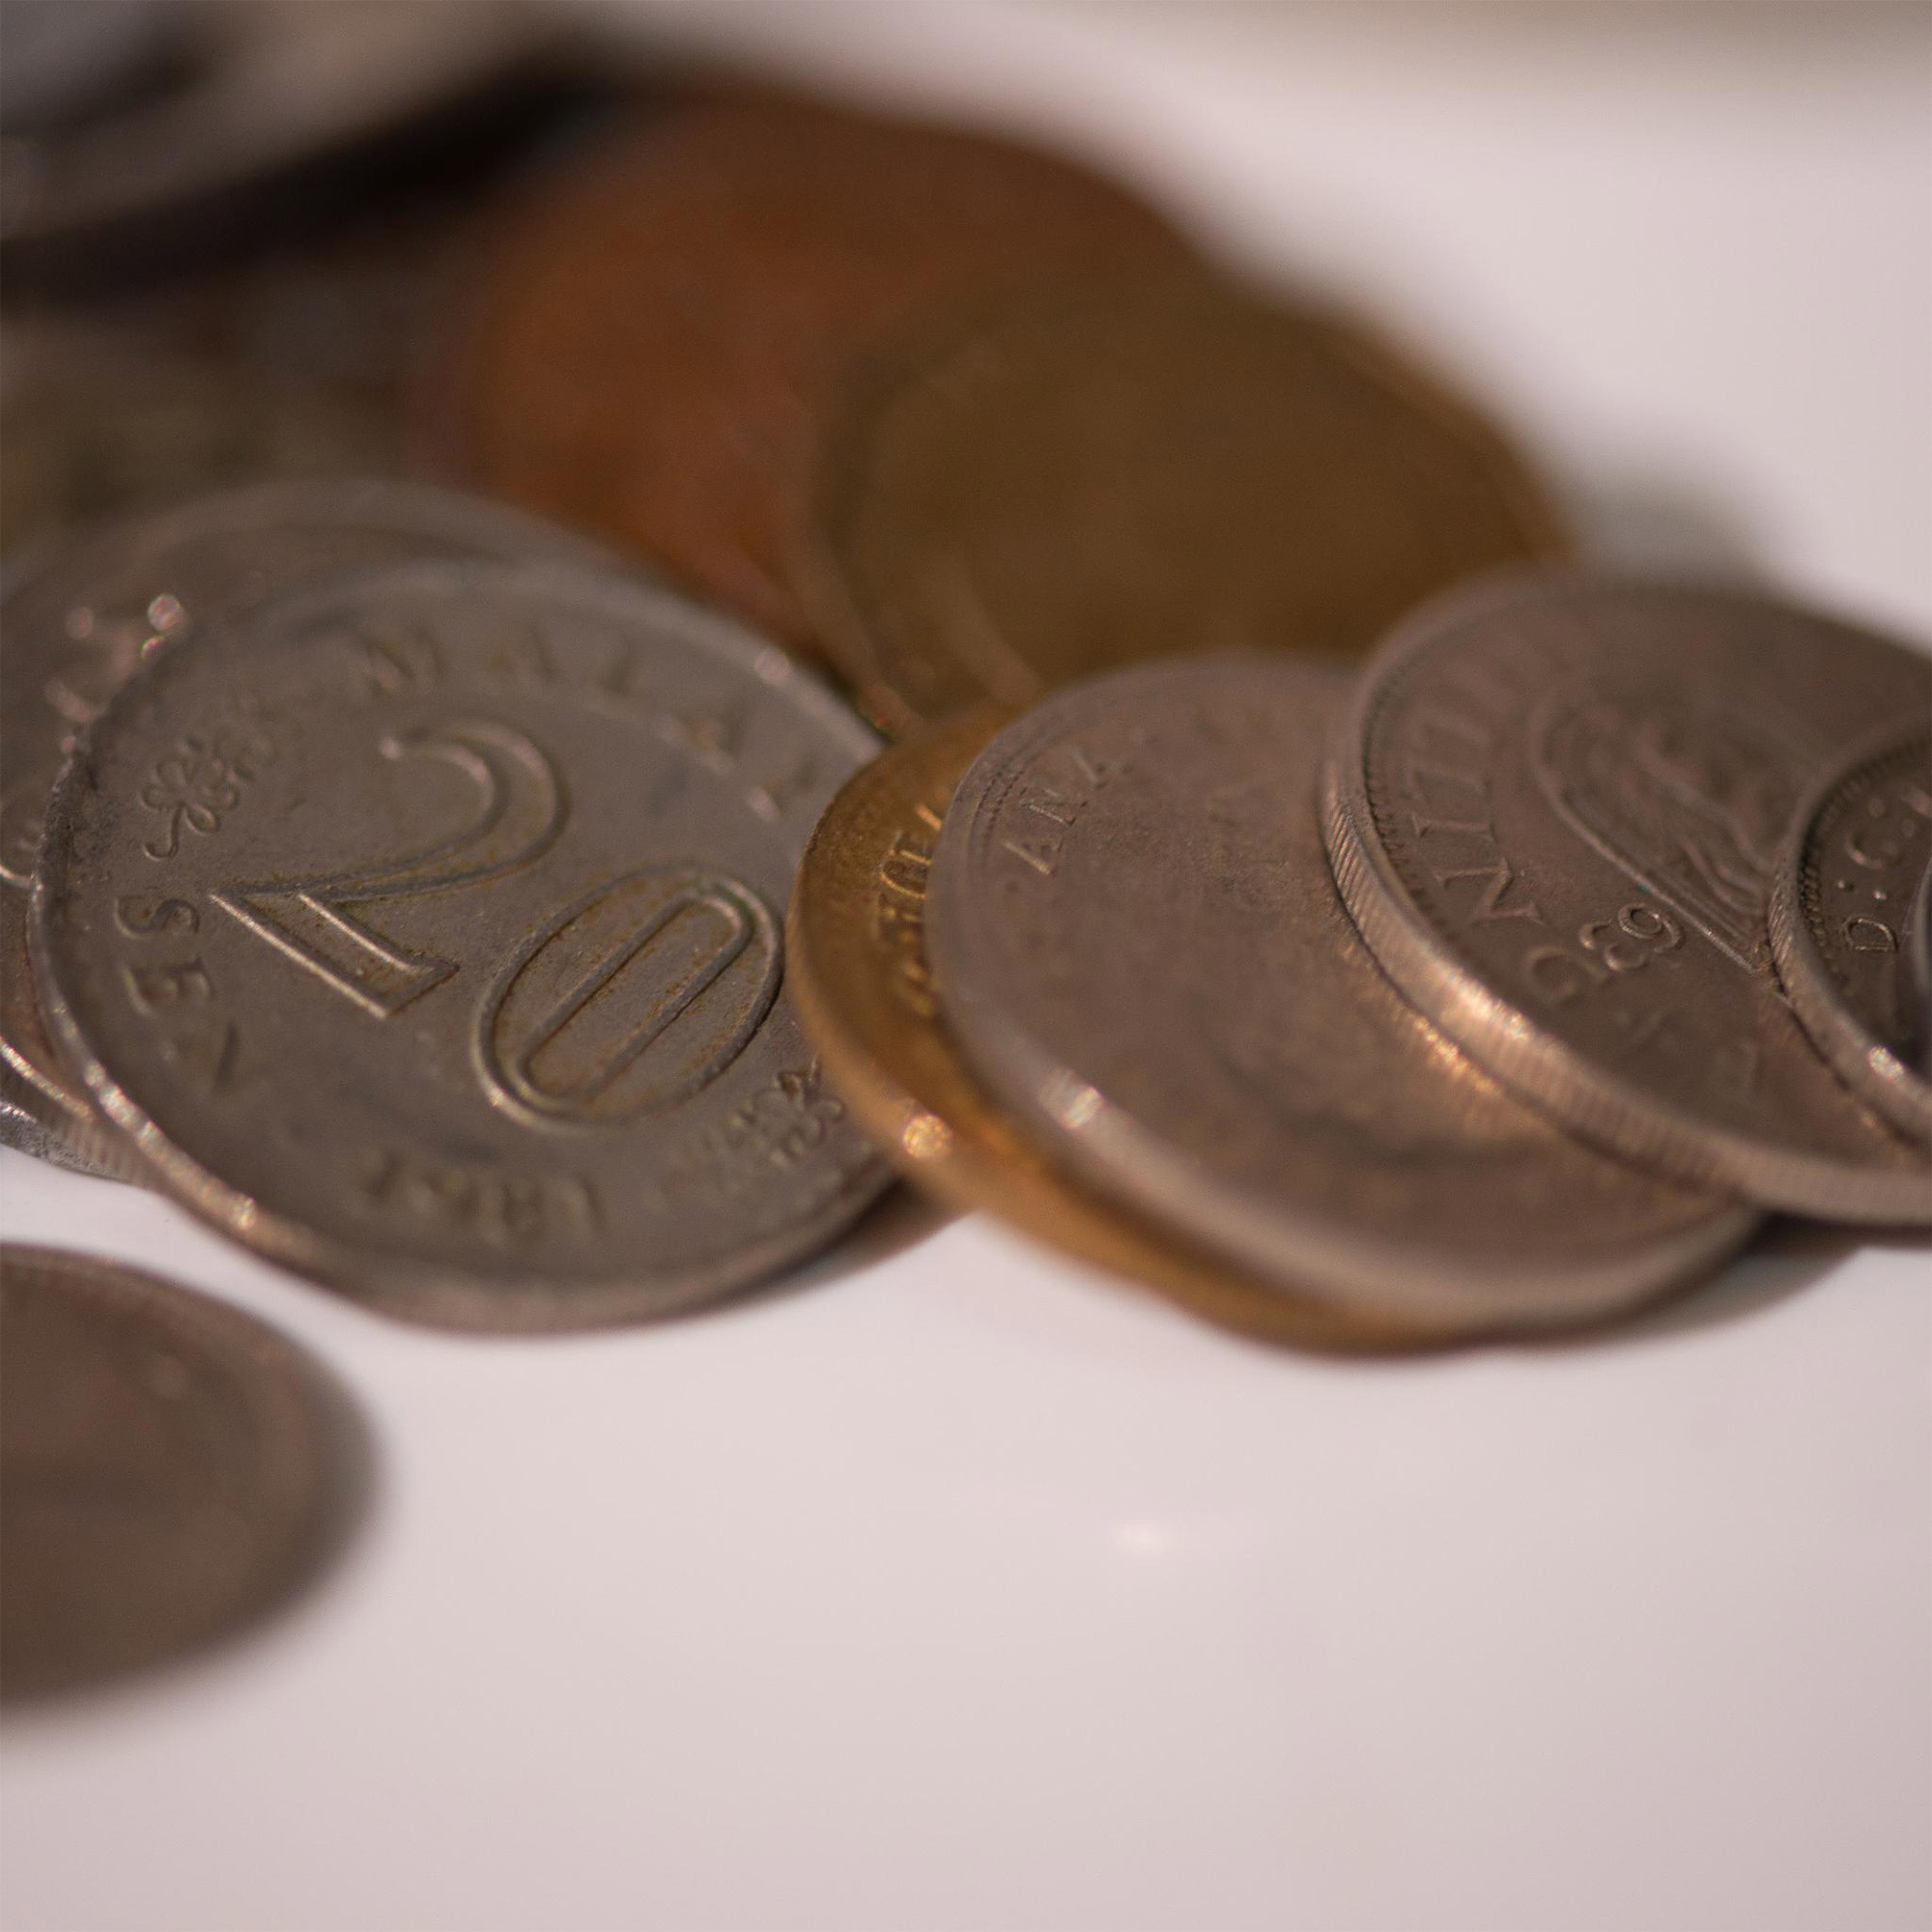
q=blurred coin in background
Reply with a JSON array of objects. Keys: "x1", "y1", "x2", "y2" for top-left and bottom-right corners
[
  {"x1": 801, "y1": 274, "x2": 1564, "y2": 735},
  {"x1": 923, "y1": 654, "x2": 1754, "y2": 1339},
  {"x1": 0, "y1": 1245, "x2": 347, "y2": 1704},
  {"x1": 1769, "y1": 730, "x2": 1932, "y2": 1143},
  {"x1": 422, "y1": 87, "x2": 1196, "y2": 651},
  {"x1": 32, "y1": 556, "x2": 889, "y2": 1328},
  {"x1": 0, "y1": 479, "x2": 624, "y2": 1179},
  {"x1": 1323, "y1": 572, "x2": 1932, "y2": 1222},
  {"x1": 787, "y1": 709, "x2": 1427, "y2": 1351}
]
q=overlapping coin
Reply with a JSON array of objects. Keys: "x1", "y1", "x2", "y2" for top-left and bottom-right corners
[
  {"x1": 0, "y1": 480, "x2": 626, "y2": 1178},
  {"x1": 1, "y1": 1244, "x2": 345, "y2": 1702},
  {"x1": 31, "y1": 554, "x2": 890, "y2": 1328}
]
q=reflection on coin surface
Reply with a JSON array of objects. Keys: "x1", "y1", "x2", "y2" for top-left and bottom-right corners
[
  {"x1": 0, "y1": 328, "x2": 394, "y2": 557},
  {"x1": 0, "y1": 1245, "x2": 338, "y2": 1703},
  {"x1": 0, "y1": 481, "x2": 623, "y2": 1179},
  {"x1": 923, "y1": 655, "x2": 1754, "y2": 1335},
  {"x1": 428, "y1": 89, "x2": 1193, "y2": 650},
  {"x1": 788, "y1": 711, "x2": 1426, "y2": 1350},
  {"x1": 1323, "y1": 572, "x2": 1932, "y2": 1220},
  {"x1": 33, "y1": 558, "x2": 889, "y2": 1328},
  {"x1": 1768, "y1": 731, "x2": 1932, "y2": 1141},
  {"x1": 801, "y1": 276, "x2": 1564, "y2": 735}
]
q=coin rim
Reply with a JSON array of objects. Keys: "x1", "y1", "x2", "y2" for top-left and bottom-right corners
[
  {"x1": 29, "y1": 554, "x2": 891, "y2": 1332},
  {"x1": 1765, "y1": 724, "x2": 1932, "y2": 1142},
  {"x1": 923, "y1": 652, "x2": 1757, "y2": 1324},
  {"x1": 1321, "y1": 566, "x2": 1932, "y2": 1224}
]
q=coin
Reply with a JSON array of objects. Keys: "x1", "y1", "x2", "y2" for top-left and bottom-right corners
[
  {"x1": 923, "y1": 654, "x2": 1756, "y2": 1336},
  {"x1": 0, "y1": 326, "x2": 395, "y2": 557},
  {"x1": 1, "y1": 1244, "x2": 340, "y2": 1702},
  {"x1": 799, "y1": 273, "x2": 1566, "y2": 736},
  {"x1": 1, "y1": 479, "x2": 626, "y2": 1179},
  {"x1": 786, "y1": 709, "x2": 1430, "y2": 1351},
  {"x1": 1322, "y1": 570, "x2": 1932, "y2": 1222},
  {"x1": 32, "y1": 557, "x2": 890, "y2": 1329},
  {"x1": 1767, "y1": 730, "x2": 1932, "y2": 1142},
  {"x1": 424, "y1": 88, "x2": 1195, "y2": 651}
]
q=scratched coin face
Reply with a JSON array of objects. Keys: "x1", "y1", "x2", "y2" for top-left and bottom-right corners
[
  {"x1": 31, "y1": 559, "x2": 889, "y2": 1329},
  {"x1": 801, "y1": 275, "x2": 1565, "y2": 735},
  {"x1": 923, "y1": 655, "x2": 1754, "y2": 1335},
  {"x1": 1768, "y1": 731, "x2": 1932, "y2": 1142},
  {"x1": 1323, "y1": 572, "x2": 1932, "y2": 1221},
  {"x1": 1, "y1": 1245, "x2": 338, "y2": 1703},
  {"x1": 0, "y1": 480, "x2": 623, "y2": 1179},
  {"x1": 425, "y1": 89, "x2": 1193, "y2": 651},
  {"x1": 787, "y1": 711, "x2": 1425, "y2": 1350}
]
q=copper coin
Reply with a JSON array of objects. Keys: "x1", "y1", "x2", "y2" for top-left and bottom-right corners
[
  {"x1": 1768, "y1": 729, "x2": 1932, "y2": 1141},
  {"x1": 32, "y1": 556, "x2": 889, "y2": 1330},
  {"x1": 0, "y1": 1245, "x2": 342, "y2": 1703},
  {"x1": 0, "y1": 480, "x2": 623, "y2": 1180},
  {"x1": 423, "y1": 88, "x2": 1194, "y2": 650},
  {"x1": 800, "y1": 273, "x2": 1566, "y2": 735},
  {"x1": 1323, "y1": 570, "x2": 1932, "y2": 1222},
  {"x1": 786, "y1": 709, "x2": 1429, "y2": 1351},
  {"x1": 923, "y1": 654, "x2": 1754, "y2": 1337}
]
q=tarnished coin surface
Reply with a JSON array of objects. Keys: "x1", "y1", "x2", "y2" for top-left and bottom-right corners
[
  {"x1": 923, "y1": 655, "x2": 1755, "y2": 1336},
  {"x1": 1, "y1": 1245, "x2": 339, "y2": 1702},
  {"x1": 0, "y1": 327, "x2": 394, "y2": 558},
  {"x1": 1, "y1": 480, "x2": 623, "y2": 1179},
  {"x1": 1323, "y1": 572, "x2": 1932, "y2": 1221},
  {"x1": 425, "y1": 89, "x2": 1193, "y2": 651},
  {"x1": 801, "y1": 275, "x2": 1565, "y2": 735},
  {"x1": 1768, "y1": 731, "x2": 1932, "y2": 1142},
  {"x1": 32, "y1": 558, "x2": 889, "y2": 1328},
  {"x1": 787, "y1": 711, "x2": 1426, "y2": 1351}
]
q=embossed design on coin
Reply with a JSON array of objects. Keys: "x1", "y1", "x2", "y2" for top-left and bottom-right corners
[
  {"x1": 801, "y1": 275, "x2": 1565, "y2": 734},
  {"x1": 0, "y1": 1245, "x2": 342, "y2": 1703},
  {"x1": 1769, "y1": 731, "x2": 1932, "y2": 1141},
  {"x1": 31, "y1": 558, "x2": 889, "y2": 1329},
  {"x1": 787, "y1": 710, "x2": 1429, "y2": 1350},
  {"x1": 921, "y1": 655, "x2": 1753, "y2": 1335},
  {"x1": 1323, "y1": 571, "x2": 1932, "y2": 1221},
  {"x1": 425, "y1": 89, "x2": 1194, "y2": 649},
  {"x1": 0, "y1": 480, "x2": 620, "y2": 1178}
]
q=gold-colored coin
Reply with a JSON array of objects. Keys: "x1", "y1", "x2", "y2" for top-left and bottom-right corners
[
  {"x1": 798, "y1": 273, "x2": 1566, "y2": 736},
  {"x1": 784, "y1": 709, "x2": 1436, "y2": 1352}
]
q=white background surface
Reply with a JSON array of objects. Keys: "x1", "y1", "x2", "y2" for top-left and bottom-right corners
[{"x1": 3, "y1": 6, "x2": 1929, "y2": 1930}]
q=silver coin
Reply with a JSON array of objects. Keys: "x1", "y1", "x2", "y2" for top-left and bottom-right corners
[
  {"x1": 0, "y1": 479, "x2": 629, "y2": 1179},
  {"x1": 32, "y1": 556, "x2": 889, "y2": 1329},
  {"x1": 1322, "y1": 570, "x2": 1932, "y2": 1222},
  {"x1": 923, "y1": 654, "x2": 1755, "y2": 1339},
  {"x1": 1768, "y1": 729, "x2": 1932, "y2": 1141}
]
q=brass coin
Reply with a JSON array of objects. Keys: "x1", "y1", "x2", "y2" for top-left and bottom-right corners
[
  {"x1": 32, "y1": 556, "x2": 889, "y2": 1330},
  {"x1": 799, "y1": 274, "x2": 1565, "y2": 736},
  {"x1": 1768, "y1": 730, "x2": 1932, "y2": 1141},
  {"x1": 923, "y1": 654, "x2": 1755, "y2": 1337},
  {"x1": 1, "y1": 1244, "x2": 341, "y2": 1703},
  {"x1": 1323, "y1": 570, "x2": 1932, "y2": 1222},
  {"x1": 786, "y1": 709, "x2": 1429, "y2": 1352},
  {"x1": 0, "y1": 480, "x2": 624, "y2": 1180},
  {"x1": 423, "y1": 88, "x2": 1194, "y2": 651}
]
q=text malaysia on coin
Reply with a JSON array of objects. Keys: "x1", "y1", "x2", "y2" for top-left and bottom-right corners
[
  {"x1": 787, "y1": 712, "x2": 1426, "y2": 1350},
  {"x1": 1, "y1": 1245, "x2": 340, "y2": 1702},
  {"x1": 424, "y1": 89, "x2": 1193, "y2": 650},
  {"x1": 1323, "y1": 572, "x2": 1932, "y2": 1221},
  {"x1": 800, "y1": 275, "x2": 1564, "y2": 735},
  {"x1": 923, "y1": 655, "x2": 1754, "y2": 1337},
  {"x1": 31, "y1": 559, "x2": 890, "y2": 1329},
  {"x1": 1768, "y1": 730, "x2": 1932, "y2": 1142},
  {"x1": 0, "y1": 480, "x2": 623, "y2": 1179}
]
